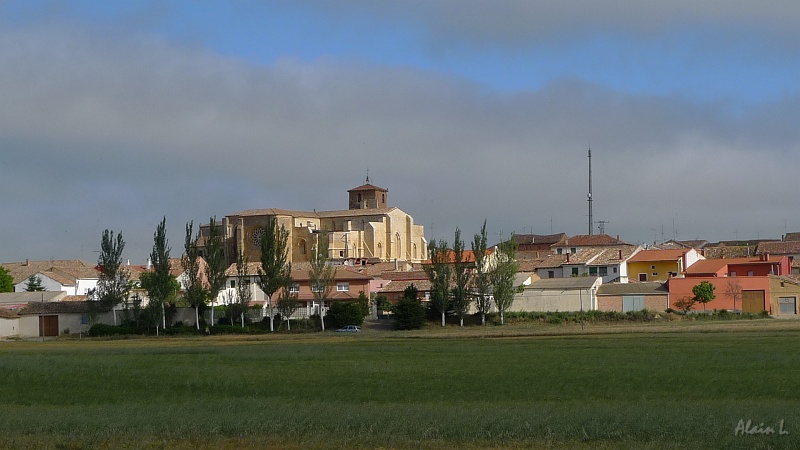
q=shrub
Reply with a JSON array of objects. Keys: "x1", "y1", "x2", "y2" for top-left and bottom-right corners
[
  {"x1": 88, "y1": 324, "x2": 140, "y2": 337},
  {"x1": 327, "y1": 301, "x2": 366, "y2": 329},
  {"x1": 392, "y1": 296, "x2": 426, "y2": 330}
]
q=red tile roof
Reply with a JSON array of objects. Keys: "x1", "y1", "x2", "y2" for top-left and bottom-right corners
[
  {"x1": 684, "y1": 256, "x2": 783, "y2": 275},
  {"x1": 628, "y1": 249, "x2": 689, "y2": 262},
  {"x1": 756, "y1": 241, "x2": 800, "y2": 255},
  {"x1": 347, "y1": 183, "x2": 388, "y2": 192},
  {"x1": 552, "y1": 234, "x2": 627, "y2": 248}
]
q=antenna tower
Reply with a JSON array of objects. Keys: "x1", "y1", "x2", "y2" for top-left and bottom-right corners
[{"x1": 588, "y1": 147, "x2": 593, "y2": 235}]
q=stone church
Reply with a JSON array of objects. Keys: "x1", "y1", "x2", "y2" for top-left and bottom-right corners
[{"x1": 199, "y1": 179, "x2": 427, "y2": 267}]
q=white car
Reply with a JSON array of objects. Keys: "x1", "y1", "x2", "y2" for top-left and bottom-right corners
[{"x1": 335, "y1": 325, "x2": 361, "y2": 333}]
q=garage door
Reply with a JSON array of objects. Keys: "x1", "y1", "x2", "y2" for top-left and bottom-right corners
[
  {"x1": 39, "y1": 315, "x2": 58, "y2": 337},
  {"x1": 779, "y1": 297, "x2": 797, "y2": 315},
  {"x1": 742, "y1": 290, "x2": 766, "y2": 313},
  {"x1": 622, "y1": 295, "x2": 644, "y2": 312}
]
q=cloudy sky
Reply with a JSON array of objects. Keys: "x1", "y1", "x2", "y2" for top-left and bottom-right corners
[{"x1": 2, "y1": 1, "x2": 799, "y2": 264}]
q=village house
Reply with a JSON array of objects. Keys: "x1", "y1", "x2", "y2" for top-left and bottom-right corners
[
  {"x1": 626, "y1": 248, "x2": 704, "y2": 282},
  {"x1": 667, "y1": 255, "x2": 791, "y2": 313}
]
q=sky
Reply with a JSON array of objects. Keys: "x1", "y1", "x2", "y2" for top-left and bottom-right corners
[{"x1": 2, "y1": 0, "x2": 800, "y2": 264}]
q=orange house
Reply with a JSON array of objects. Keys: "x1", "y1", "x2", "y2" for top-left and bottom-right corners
[{"x1": 667, "y1": 255, "x2": 790, "y2": 313}]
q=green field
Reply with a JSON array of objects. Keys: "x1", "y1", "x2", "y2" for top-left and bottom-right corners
[{"x1": 2, "y1": 322, "x2": 800, "y2": 449}]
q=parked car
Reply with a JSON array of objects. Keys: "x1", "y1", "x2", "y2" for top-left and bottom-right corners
[{"x1": 335, "y1": 325, "x2": 361, "y2": 333}]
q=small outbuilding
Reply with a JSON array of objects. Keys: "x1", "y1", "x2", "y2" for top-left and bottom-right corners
[
  {"x1": 596, "y1": 282, "x2": 669, "y2": 312},
  {"x1": 512, "y1": 277, "x2": 602, "y2": 312}
]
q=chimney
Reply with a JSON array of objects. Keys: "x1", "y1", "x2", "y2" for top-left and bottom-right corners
[
  {"x1": 618, "y1": 249, "x2": 623, "y2": 260},
  {"x1": 25, "y1": 259, "x2": 29, "y2": 266},
  {"x1": 146, "y1": 257, "x2": 152, "y2": 270},
  {"x1": 566, "y1": 253, "x2": 570, "y2": 263}
]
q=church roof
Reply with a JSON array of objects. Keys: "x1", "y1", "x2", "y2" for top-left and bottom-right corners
[
  {"x1": 229, "y1": 207, "x2": 399, "y2": 219},
  {"x1": 347, "y1": 183, "x2": 388, "y2": 192}
]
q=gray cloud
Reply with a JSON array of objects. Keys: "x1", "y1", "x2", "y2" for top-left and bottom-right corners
[
  {"x1": 297, "y1": 0, "x2": 800, "y2": 49},
  {"x1": 1, "y1": 24, "x2": 799, "y2": 263}
]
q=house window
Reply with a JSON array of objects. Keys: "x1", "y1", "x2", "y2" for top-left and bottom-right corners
[
  {"x1": 639, "y1": 273, "x2": 647, "y2": 282},
  {"x1": 730, "y1": 271, "x2": 736, "y2": 277},
  {"x1": 548, "y1": 270, "x2": 554, "y2": 278},
  {"x1": 570, "y1": 247, "x2": 576, "y2": 254},
  {"x1": 337, "y1": 282, "x2": 350, "y2": 292},
  {"x1": 747, "y1": 271, "x2": 754, "y2": 276},
  {"x1": 613, "y1": 267, "x2": 617, "y2": 273},
  {"x1": 230, "y1": 280, "x2": 236, "y2": 288},
  {"x1": 382, "y1": 194, "x2": 385, "y2": 203},
  {"x1": 357, "y1": 193, "x2": 362, "y2": 202},
  {"x1": 652, "y1": 272, "x2": 658, "y2": 277},
  {"x1": 312, "y1": 284, "x2": 323, "y2": 293},
  {"x1": 557, "y1": 248, "x2": 563, "y2": 255},
  {"x1": 571, "y1": 268, "x2": 579, "y2": 276},
  {"x1": 599, "y1": 267, "x2": 608, "y2": 276},
  {"x1": 589, "y1": 267, "x2": 598, "y2": 276},
  {"x1": 289, "y1": 284, "x2": 300, "y2": 293},
  {"x1": 339, "y1": 250, "x2": 344, "y2": 257}
]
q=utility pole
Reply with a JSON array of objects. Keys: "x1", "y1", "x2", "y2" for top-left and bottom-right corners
[{"x1": 587, "y1": 147, "x2": 593, "y2": 235}]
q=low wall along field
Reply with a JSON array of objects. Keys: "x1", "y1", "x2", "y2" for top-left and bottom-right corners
[{"x1": 1, "y1": 322, "x2": 799, "y2": 449}]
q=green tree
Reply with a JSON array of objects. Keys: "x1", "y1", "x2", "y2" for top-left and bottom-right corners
[
  {"x1": 356, "y1": 291, "x2": 370, "y2": 317},
  {"x1": 25, "y1": 274, "x2": 45, "y2": 292},
  {"x1": 471, "y1": 221, "x2": 491, "y2": 326},
  {"x1": 425, "y1": 239, "x2": 451, "y2": 327},
  {"x1": 276, "y1": 280, "x2": 300, "y2": 331},
  {"x1": 182, "y1": 221, "x2": 208, "y2": 330},
  {"x1": 91, "y1": 230, "x2": 132, "y2": 324},
  {"x1": 257, "y1": 217, "x2": 292, "y2": 332},
  {"x1": 144, "y1": 217, "x2": 175, "y2": 330},
  {"x1": 225, "y1": 253, "x2": 252, "y2": 327},
  {"x1": 94, "y1": 230, "x2": 131, "y2": 308},
  {"x1": 204, "y1": 216, "x2": 228, "y2": 327},
  {"x1": 392, "y1": 284, "x2": 426, "y2": 330},
  {"x1": 450, "y1": 228, "x2": 472, "y2": 327},
  {"x1": 327, "y1": 301, "x2": 366, "y2": 329},
  {"x1": 692, "y1": 280, "x2": 716, "y2": 311},
  {"x1": 309, "y1": 231, "x2": 336, "y2": 331},
  {"x1": 492, "y1": 235, "x2": 519, "y2": 325},
  {"x1": 0, "y1": 266, "x2": 13, "y2": 293}
]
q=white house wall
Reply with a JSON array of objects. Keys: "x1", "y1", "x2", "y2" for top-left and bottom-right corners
[
  {"x1": 0, "y1": 317, "x2": 19, "y2": 338},
  {"x1": 511, "y1": 289, "x2": 597, "y2": 312}
]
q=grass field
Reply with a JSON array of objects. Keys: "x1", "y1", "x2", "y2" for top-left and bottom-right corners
[{"x1": 2, "y1": 320, "x2": 800, "y2": 449}]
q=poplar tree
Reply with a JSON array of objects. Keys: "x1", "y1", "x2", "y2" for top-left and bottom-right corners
[
  {"x1": 276, "y1": 277, "x2": 300, "y2": 331},
  {"x1": 425, "y1": 239, "x2": 451, "y2": 327},
  {"x1": 257, "y1": 217, "x2": 291, "y2": 332},
  {"x1": 204, "y1": 217, "x2": 228, "y2": 326},
  {"x1": 144, "y1": 217, "x2": 174, "y2": 330},
  {"x1": 471, "y1": 221, "x2": 492, "y2": 326},
  {"x1": 309, "y1": 231, "x2": 335, "y2": 331},
  {"x1": 492, "y1": 235, "x2": 519, "y2": 325},
  {"x1": 95, "y1": 230, "x2": 131, "y2": 308},
  {"x1": 450, "y1": 228, "x2": 472, "y2": 327},
  {"x1": 182, "y1": 221, "x2": 207, "y2": 330},
  {"x1": 226, "y1": 252, "x2": 252, "y2": 327}
]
